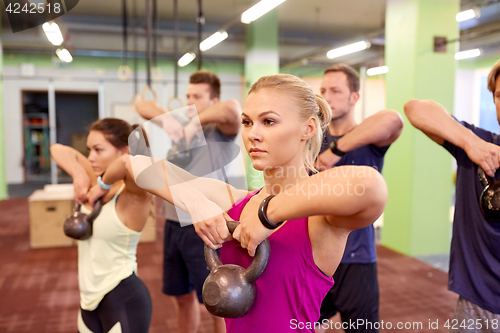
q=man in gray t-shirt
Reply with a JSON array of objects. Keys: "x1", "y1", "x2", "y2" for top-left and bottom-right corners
[{"x1": 135, "y1": 70, "x2": 241, "y2": 333}]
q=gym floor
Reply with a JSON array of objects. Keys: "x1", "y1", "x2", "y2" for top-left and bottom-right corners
[{"x1": 0, "y1": 197, "x2": 458, "y2": 333}]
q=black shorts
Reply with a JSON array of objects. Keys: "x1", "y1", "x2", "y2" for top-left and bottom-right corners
[
  {"x1": 318, "y1": 262, "x2": 379, "y2": 333},
  {"x1": 163, "y1": 220, "x2": 210, "y2": 303},
  {"x1": 80, "y1": 273, "x2": 152, "y2": 333}
]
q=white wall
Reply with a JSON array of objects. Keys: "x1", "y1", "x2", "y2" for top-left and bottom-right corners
[
  {"x1": 355, "y1": 78, "x2": 387, "y2": 119},
  {"x1": 454, "y1": 69, "x2": 475, "y2": 123},
  {"x1": 454, "y1": 67, "x2": 497, "y2": 127},
  {"x1": 302, "y1": 76, "x2": 387, "y2": 121},
  {"x1": 3, "y1": 65, "x2": 246, "y2": 184}
]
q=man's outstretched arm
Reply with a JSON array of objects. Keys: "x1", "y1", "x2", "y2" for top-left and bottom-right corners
[
  {"x1": 404, "y1": 98, "x2": 500, "y2": 176},
  {"x1": 316, "y1": 110, "x2": 403, "y2": 170}
]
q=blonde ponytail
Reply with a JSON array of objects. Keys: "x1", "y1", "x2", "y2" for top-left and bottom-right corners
[{"x1": 305, "y1": 94, "x2": 331, "y2": 173}]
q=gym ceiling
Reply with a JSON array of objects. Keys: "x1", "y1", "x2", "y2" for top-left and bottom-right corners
[{"x1": 1, "y1": 0, "x2": 499, "y2": 70}]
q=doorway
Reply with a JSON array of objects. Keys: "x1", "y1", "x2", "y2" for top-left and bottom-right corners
[
  {"x1": 21, "y1": 91, "x2": 99, "y2": 184},
  {"x1": 55, "y1": 92, "x2": 99, "y2": 183}
]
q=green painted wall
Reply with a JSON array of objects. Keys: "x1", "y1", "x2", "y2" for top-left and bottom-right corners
[
  {"x1": 458, "y1": 55, "x2": 500, "y2": 70},
  {"x1": 244, "y1": 9, "x2": 280, "y2": 87},
  {"x1": 281, "y1": 66, "x2": 324, "y2": 78},
  {"x1": 383, "y1": 0, "x2": 458, "y2": 256},
  {"x1": 0, "y1": 20, "x2": 6, "y2": 200},
  {"x1": 246, "y1": 9, "x2": 279, "y2": 51},
  {"x1": 244, "y1": 9, "x2": 279, "y2": 190},
  {"x1": 2, "y1": 53, "x2": 245, "y2": 75}
]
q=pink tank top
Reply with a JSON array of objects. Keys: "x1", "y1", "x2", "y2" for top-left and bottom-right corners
[{"x1": 221, "y1": 190, "x2": 334, "y2": 332}]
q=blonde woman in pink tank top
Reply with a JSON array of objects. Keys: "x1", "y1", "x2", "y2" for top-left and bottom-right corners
[{"x1": 126, "y1": 74, "x2": 388, "y2": 333}]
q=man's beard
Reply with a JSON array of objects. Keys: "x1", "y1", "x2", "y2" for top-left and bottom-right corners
[{"x1": 331, "y1": 108, "x2": 350, "y2": 122}]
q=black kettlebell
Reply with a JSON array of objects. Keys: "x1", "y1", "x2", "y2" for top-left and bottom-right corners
[
  {"x1": 63, "y1": 198, "x2": 104, "y2": 240},
  {"x1": 202, "y1": 220, "x2": 271, "y2": 318},
  {"x1": 167, "y1": 137, "x2": 192, "y2": 168},
  {"x1": 477, "y1": 166, "x2": 500, "y2": 222}
]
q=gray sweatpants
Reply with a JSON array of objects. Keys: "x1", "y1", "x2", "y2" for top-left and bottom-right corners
[{"x1": 451, "y1": 296, "x2": 500, "y2": 333}]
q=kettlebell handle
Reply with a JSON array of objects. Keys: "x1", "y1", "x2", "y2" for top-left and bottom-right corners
[
  {"x1": 72, "y1": 197, "x2": 104, "y2": 219},
  {"x1": 477, "y1": 166, "x2": 494, "y2": 188},
  {"x1": 73, "y1": 201, "x2": 82, "y2": 213},
  {"x1": 204, "y1": 220, "x2": 240, "y2": 272},
  {"x1": 87, "y1": 197, "x2": 105, "y2": 224},
  {"x1": 204, "y1": 220, "x2": 271, "y2": 284}
]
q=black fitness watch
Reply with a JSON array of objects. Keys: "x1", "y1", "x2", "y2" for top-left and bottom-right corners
[
  {"x1": 258, "y1": 195, "x2": 284, "y2": 229},
  {"x1": 329, "y1": 138, "x2": 346, "y2": 157}
]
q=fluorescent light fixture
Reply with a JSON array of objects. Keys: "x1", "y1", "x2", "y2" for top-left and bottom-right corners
[
  {"x1": 367, "y1": 66, "x2": 388, "y2": 76},
  {"x1": 178, "y1": 53, "x2": 196, "y2": 67},
  {"x1": 454, "y1": 48, "x2": 481, "y2": 60},
  {"x1": 56, "y1": 48, "x2": 73, "y2": 63},
  {"x1": 456, "y1": 8, "x2": 480, "y2": 22},
  {"x1": 326, "y1": 41, "x2": 371, "y2": 59},
  {"x1": 241, "y1": 0, "x2": 287, "y2": 24},
  {"x1": 42, "y1": 22, "x2": 64, "y2": 46},
  {"x1": 200, "y1": 31, "x2": 228, "y2": 52}
]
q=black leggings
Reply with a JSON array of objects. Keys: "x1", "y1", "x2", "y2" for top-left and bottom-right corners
[{"x1": 80, "y1": 273, "x2": 152, "y2": 333}]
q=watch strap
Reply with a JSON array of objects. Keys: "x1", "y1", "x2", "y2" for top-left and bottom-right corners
[
  {"x1": 258, "y1": 195, "x2": 284, "y2": 229},
  {"x1": 329, "y1": 139, "x2": 346, "y2": 157},
  {"x1": 97, "y1": 175, "x2": 113, "y2": 190}
]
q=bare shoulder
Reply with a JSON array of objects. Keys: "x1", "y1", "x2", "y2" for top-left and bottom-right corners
[
  {"x1": 121, "y1": 182, "x2": 152, "y2": 203},
  {"x1": 116, "y1": 185, "x2": 152, "y2": 232},
  {"x1": 123, "y1": 160, "x2": 153, "y2": 198}
]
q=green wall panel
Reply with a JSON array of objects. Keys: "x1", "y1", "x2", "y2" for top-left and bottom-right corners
[
  {"x1": 458, "y1": 55, "x2": 500, "y2": 70},
  {"x1": 243, "y1": 9, "x2": 279, "y2": 190},
  {"x1": 0, "y1": 34, "x2": 6, "y2": 200},
  {"x1": 3, "y1": 54, "x2": 244, "y2": 75},
  {"x1": 383, "y1": 0, "x2": 457, "y2": 256}
]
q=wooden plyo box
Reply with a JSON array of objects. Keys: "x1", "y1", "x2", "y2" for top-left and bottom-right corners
[
  {"x1": 28, "y1": 186, "x2": 157, "y2": 248},
  {"x1": 29, "y1": 189, "x2": 76, "y2": 248}
]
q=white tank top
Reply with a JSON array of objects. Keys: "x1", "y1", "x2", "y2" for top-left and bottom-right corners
[{"x1": 78, "y1": 184, "x2": 142, "y2": 311}]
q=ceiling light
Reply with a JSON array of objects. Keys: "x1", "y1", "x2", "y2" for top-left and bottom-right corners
[
  {"x1": 178, "y1": 53, "x2": 196, "y2": 67},
  {"x1": 56, "y1": 48, "x2": 73, "y2": 63},
  {"x1": 200, "y1": 31, "x2": 228, "y2": 52},
  {"x1": 454, "y1": 48, "x2": 481, "y2": 60},
  {"x1": 367, "y1": 66, "x2": 388, "y2": 76},
  {"x1": 42, "y1": 22, "x2": 64, "y2": 46},
  {"x1": 241, "y1": 0, "x2": 287, "y2": 24},
  {"x1": 327, "y1": 41, "x2": 371, "y2": 59},
  {"x1": 456, "y1": 8, "x2": 480, "y2": 22}
]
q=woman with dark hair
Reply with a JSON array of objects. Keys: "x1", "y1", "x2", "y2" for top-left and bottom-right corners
[{"x1": 50, "y1": 118, "x2": 152, "y2": 333}]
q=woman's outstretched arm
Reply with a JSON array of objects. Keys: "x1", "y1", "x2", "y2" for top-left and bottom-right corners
[
  {"x1": 404, "y1": 99, "x2": 500, "y2": 177},
  {"x1": 123, "y1": 155, "x2": 249, "y2": 247},
  {"x1": 86, "y1": 154, "x2": 151, "y2": 205},
  {"x1": 269, "y1": 166, "x2": 387, "y2": 230},
  {"x1": 50, "y1": 144, "x2": 95, "y2": 203},
  {"x1": 235, "y1": 165, "x2": 388, "y2": 256},
  {"x1": 125, "y1": 155, "x2": 248, "y2": 211}
]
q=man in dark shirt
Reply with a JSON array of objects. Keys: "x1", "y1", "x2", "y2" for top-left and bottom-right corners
[
  {"x1": 405, "y1": 59, "x2": 500, "y2": 332},
  {"x1": 316, "y1": 64, "x2": 403, "y2": 333}
]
